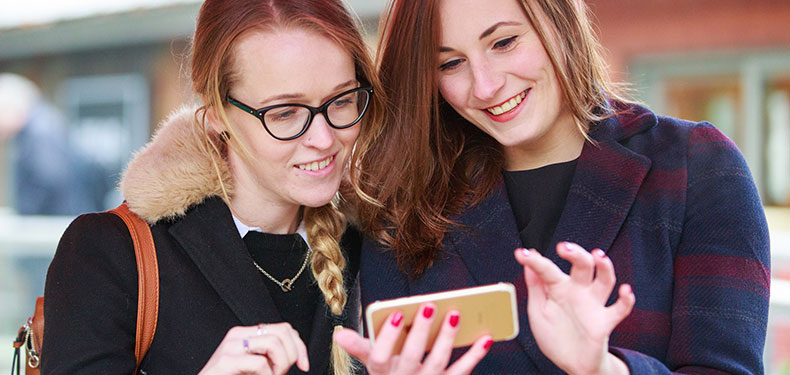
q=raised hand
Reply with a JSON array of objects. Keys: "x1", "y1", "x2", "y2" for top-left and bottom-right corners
[
  {"x1": 333, "y1": 303, "x2": 492, "y2": 375},
  {"x1": 199, "y1": 322, "x2": 309, "y2": 375},
  {"x1": 514, "y1": 242, "x2": 634, "y2": 375}
]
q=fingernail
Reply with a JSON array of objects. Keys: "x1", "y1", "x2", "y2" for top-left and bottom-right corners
[
  {"x1": 449, "y1": 313, "x2": 460, "y2": 327},
  {"x1": 593, "y1": 249, "x2": 606, "y2": 258},
  {"x1": 391, "y1": 311, "x2": 403, "y2": 327},
  {"x1": 520, "y1": 248, "x2": 530, "y2": 256},
  {"x1": 623, "y1": 284, "x2": 632, "y2": 294},
  {"x1": 423, "y1": 305, "x2": 434, "y2": 319},
  {"x1": 564, "y1": 242, "x2": 575, "y2": 252},
  {"x1": 483, "y1": 339, "x2": 493, "y2": 350}
]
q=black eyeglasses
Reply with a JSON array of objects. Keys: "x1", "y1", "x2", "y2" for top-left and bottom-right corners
[{"x1": 226, "y1": 86, "x2": 373, "y2": 141}]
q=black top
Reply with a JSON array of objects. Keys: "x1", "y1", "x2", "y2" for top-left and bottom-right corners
[
  {"x1": 243, "y1": 231, "x2": 319, "y2": 345},
  {"x1": 503, "y1": 159, "x2": 578, "y2": 253}
]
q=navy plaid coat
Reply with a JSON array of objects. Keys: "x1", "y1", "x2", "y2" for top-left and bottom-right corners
[{"x1": 359, "y1": 102, "x2": 770, "y2": 374}]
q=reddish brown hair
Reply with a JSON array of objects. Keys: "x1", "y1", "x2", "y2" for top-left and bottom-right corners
[
  {"x1": 352, "y1": 0, "x2": 626, "y2": 279},
  {"x1": 190, "y1": 1, "x2": 384, "y2": 373}
]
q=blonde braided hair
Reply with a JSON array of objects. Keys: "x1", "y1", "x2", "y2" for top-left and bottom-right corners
[{"x1": 305, "y1": 201, "x2": 354, "y2": 374}]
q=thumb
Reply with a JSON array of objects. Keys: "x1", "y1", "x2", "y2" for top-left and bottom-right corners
[{"x1": 333, "y1": 328, "x2": 371, "y2": 363}]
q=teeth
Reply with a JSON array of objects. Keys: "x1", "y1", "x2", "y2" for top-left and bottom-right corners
[
  {"x1": 298, "y1": 155, "x2": 334, "y2": 171},
  {"x1": 486, "y1": 90, "x2": 527, "y2": 116}
]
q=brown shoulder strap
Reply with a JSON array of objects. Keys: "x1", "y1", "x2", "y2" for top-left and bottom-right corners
[{"x1": 109, "y1": 202, "x2": 159, "y2": 369}]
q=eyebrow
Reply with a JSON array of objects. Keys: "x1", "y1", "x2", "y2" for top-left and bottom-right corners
[
  {"x1": 479, "y1": 21, "x2": 522, "y2": 40},
  {"x1": 256, "y1": 79, "x2": 358, "y2": 106},
  {"x1": 438, "y1": 21, "x2": 523, "y2": 53}
]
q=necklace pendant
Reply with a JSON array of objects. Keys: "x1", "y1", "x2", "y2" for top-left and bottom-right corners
[{"x1": 280, "y1": 279, "x2": 293, "y2": 292}]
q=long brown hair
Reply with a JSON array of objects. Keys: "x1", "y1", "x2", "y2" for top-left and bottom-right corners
[
  {"x1": 352, "y1": 0, "x2": 626, "y2": 279},
  {"x1": 190, "y1": 1, "x2": 385, "y2": 373}
]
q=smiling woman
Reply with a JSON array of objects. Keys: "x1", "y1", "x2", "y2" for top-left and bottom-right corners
[
  {"x1": 435, "y1": 0, "x2": 583, "y2": 170},
  {"x1": 350, "y1": 0, "x2": 771, "y2": 374},
  {"x1": 217, "y1": 28, "x2": 363, "y2": 219},
  {"x1": 40, "y1": 0, "x2": 386, "y2": 374}
]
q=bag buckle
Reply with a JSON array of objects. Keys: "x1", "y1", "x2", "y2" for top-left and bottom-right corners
[{"x1": 23, "y1": 317, "x2": 41, "y2": 369}]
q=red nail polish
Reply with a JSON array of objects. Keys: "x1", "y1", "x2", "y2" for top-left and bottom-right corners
[
  {"x1": 483, "y1": 339, "x2": 493, "y2": 350},
  {"x1": 520, "y1": 248, "x2": 530, "y2": 256},
  {"x1": 423, "y1": 306, "x2": 434, "y2": 318},
  {"x1": 391, "y1": 312, "x2": 403, "y2": 327},
  {"x1": 449, "y1": 313, "x2": 460, "y2": 327}
]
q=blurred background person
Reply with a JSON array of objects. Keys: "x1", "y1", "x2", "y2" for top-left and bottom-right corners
[
  {"x1": 0, "y1": 73, "x2": 104, "y2": 317},
  {"x1": 0, "y1": 72, "x2": 99, "y2": 215}
]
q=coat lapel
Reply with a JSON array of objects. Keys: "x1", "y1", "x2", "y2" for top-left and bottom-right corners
[
  {"x1": 547, "y1": 108, "x2": 654, "y2": 272},
  {"x1": 446, "y1": 182, "x2": 523, "y2": 286},
  {"x1": 169, "y1": 197, "x2": 283, "y2": 326},
  {"x1": 445, "y1": 183, "x2": 560, "y2": 372}
]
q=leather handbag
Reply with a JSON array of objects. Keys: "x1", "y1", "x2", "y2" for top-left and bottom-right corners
[{"x1": 12, "y1": 202, "x2": 159, "y2": 375}]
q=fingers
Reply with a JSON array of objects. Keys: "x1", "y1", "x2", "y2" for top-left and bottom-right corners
[
  {"x1": 266, "y1": 323, "x2": 299, "y2": 371},
  {"x1": 420, "y1": 310, "x2": 461, "y2": 372},
  {"x1": 366, "y1": 311, "x2": 406, "y2": 373},
  {"x1": 258, "y1": 323, "x2": 309, "y2": 374},
  {"x1": 245, "y1": 335, "x2": 291, "y2": 375},
  {"x1": 590, "y1": 249, "x2": 616, "y2": 300},
  {"x1": 333, "y1": 328, "x2": 371, "y2": 363},
  {"x1": 221, "y1": 354, "x2": 274, "y2": 375},
  {"x1": 514, "y1": 248, "x2": 566, "y2": 285},
  {"x1": 444, "y1": 335, "x2": 493, "y2": 375},
  {"x1": 286, "y1": 325, "x2": 309, "y2": 372},
  {"x1": 515, "y1": 249, "x2": 550, "y2": 310},
  {"x1": 200, "y1": 329, "x2": 277, "y2": 375},
  {"x1": 398, "y1": 303, "x2": 437, "y2": 370},
  {"x1": 606, "y1": 283, "x2": 635, "y2": 327},
  {"x1": 557, "y1": 242, "x2": 595, "y2": 285},
  {"x1": 521, "y1": 258, "x2": 547, "y2": 310},
  {"x1": 226, "y1": 323, "x2": 308, "y2": 374}
]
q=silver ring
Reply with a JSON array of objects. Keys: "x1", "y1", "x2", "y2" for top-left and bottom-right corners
[
  {"x1": 243, "y1": 338, "x2": 250, "y2": 354},
  {"x1": 257, "y1": 323, "x2": 267, "y2": 336}
]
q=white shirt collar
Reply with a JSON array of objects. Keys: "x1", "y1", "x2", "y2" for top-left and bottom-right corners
[{"x1": 232, "y1": 214, "x2": 310, "y2": 247}]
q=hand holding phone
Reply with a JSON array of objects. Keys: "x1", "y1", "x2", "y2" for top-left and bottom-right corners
[
  {"x1": 365, "y1": 283, "x2": 519, "y2": 354},
  {"x1": 334, "y1": 299, "x2": 495, "y2": 375}
]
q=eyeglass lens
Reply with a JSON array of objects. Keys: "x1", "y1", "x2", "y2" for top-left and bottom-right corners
[{"x1": 264, "y1": 89, "x2": 369, "y2": 139}]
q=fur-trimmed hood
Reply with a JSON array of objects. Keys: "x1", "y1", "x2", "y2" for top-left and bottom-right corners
[{"x1": 119, "y1": 106, "x2": 233, "y2": 224}]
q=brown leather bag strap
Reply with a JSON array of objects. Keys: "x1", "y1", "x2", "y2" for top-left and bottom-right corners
[{"x1": 109, "y1": 202, "x2": 159, "y2": 369}]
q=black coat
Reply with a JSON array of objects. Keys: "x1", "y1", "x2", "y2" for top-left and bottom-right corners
[{"x1": 42, "y1": 196, "x2": 361, "y2": 375}]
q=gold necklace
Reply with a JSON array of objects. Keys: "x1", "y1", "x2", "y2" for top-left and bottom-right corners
[{"x1": 252, "y1": 248, "x2": 312, "y2": 292}]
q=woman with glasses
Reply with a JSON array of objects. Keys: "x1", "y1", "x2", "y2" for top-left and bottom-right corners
[
  {"x1": 40, "y1": 0, "x2": 480, "y2": 374},
  {"x1": 340, "y1": 0, "x2": 771, "y2": 374}
]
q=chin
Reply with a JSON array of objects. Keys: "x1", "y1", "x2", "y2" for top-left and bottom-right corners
[{"x1": 298, "y1": 187, "x2": 341, "y2": 208}]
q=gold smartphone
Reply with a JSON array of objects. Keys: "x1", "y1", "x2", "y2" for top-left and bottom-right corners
[{"x1": 364, "y1": 283, "x2": 519, "y2": 354}]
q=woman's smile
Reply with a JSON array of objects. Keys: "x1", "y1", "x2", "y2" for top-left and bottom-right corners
[
  {"x1": 295, "y1": 153, "x2": 336, "y2": 176},
  {"x1": 483, "y1": 89, "x2": 529, "y2": 122}
]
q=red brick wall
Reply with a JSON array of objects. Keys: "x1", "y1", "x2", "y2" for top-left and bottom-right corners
[{"x1": 588, "y1": 0, "x2": 790, "y2": 80}]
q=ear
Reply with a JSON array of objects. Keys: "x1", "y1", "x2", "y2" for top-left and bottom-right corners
[{"x1": 204, "y1": 105, "x2": 226, "y2": 135}]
